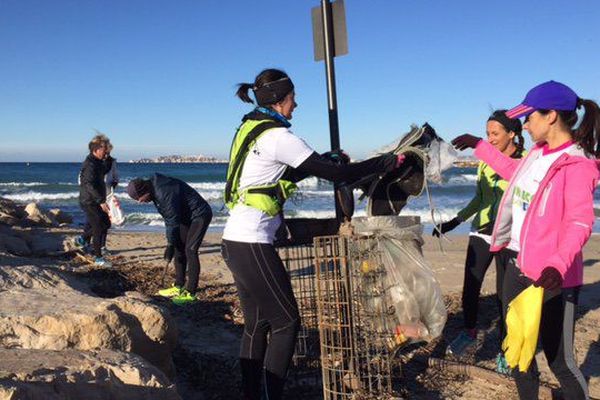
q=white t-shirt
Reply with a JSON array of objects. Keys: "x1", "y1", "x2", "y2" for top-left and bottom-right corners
[
  {"x1": 469, "y1": 232, "x2": 491, "y2": 245},
  {"x1": 222, "y1": 127, "x2": 314, "y2": 244},
  {"x1": 508, "y1": 143, "x2": 574, "y2": 251}
]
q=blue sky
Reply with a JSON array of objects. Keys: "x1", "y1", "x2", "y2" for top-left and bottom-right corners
[{"x1": 1, "y1": 0, "x2": 599, "y2": 162}]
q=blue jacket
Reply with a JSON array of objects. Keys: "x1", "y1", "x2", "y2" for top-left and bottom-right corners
[{"x1": 151, "y1": 173, "x2": 212, "y2": 245}]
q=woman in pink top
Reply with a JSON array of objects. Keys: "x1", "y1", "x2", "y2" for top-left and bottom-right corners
[{"x1": 453, "y1": 81, "x2": 600, "y2": 400}]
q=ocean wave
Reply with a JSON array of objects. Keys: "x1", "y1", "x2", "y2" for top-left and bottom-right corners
[
  {"x1": 283, "y1": 206, "x2": 466, "y2": 224},
  {"x1": 447, "y1": 174, "x2": 478, "y2": 184},
  {"x1": 296, "y1": 176, "x2": 320, "y2": 188},
  {"x1": 3, "y1": 191, "x2": 79, "y2": 201},
  {"x1": 190, "y1": 182, "x2": 225, "y2": 191},
  {"x1": 123, "y1": 212, "x2": 227, "y2": 228},
  {"x1": 195, "y1": 191, "x2": 223, "y2": 201},
  {"x1": 0, "y1": 182, "x2": 46, "y2": 187}
]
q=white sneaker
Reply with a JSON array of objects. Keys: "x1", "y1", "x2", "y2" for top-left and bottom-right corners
[{"x1": 94, "y1": 257, "x2": 112, "y2": 268}]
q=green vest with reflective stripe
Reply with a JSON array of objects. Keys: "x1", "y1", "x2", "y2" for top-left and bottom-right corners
[{"x1": 224, "y1": 118, "x2": 298, "y2": 216}]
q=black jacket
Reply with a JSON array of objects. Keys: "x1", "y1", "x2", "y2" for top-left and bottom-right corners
[
  {"x1": 151, "y1": 173, "x2": 212, "y2": 245},
  {"x1": 79, "y1": 154, "x2": 107, "y2": 206}
]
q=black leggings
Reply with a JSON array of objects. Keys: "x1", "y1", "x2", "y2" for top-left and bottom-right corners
[
  {"x1": 173, "y1": 214, "x2": 211, "y2": 293},
  {"x1": 83, "y1": 221, "x2": 109, "y2": 248},
  {"x1": 501, "y1": 251, "x2": 588, "y2": 400},
  {"x1": 81, "y1": 203, "x2": 110, "y2": 258},
  {"x1": 461, "y1": 236, "x2": 506, "y2": 340},
  {"x1": 221, "y1": 239, "x2": 300, "y2": 400}
]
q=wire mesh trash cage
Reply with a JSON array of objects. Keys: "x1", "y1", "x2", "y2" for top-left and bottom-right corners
[
  {"x1": 314, "y1": 234, "x2": 402, "y2": 400},
  {"x1": 278, "y1": 244, "x2": 322, "y2": 390}
]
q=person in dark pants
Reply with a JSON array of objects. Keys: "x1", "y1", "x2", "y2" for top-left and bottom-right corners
[
  {"x1": 78, "y1": 136, "x2": 112, "y2": 267},
  {"x1": 77, "y1": 134, "x2": 118, "y2": 255},
  {"x1": 127, "y1": 173, "x2": 212, "y2": 306},
  {"x1": 453, "y1": 81, "x2": 600, "y2": 399},
  {"x1": 433, "y1": 110, "x2": 525, "y2": 373},
  {"x1": 222, "y1": 68, "x2": 405, "y2": 400}
]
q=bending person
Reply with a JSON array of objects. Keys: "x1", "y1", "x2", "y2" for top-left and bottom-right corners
[
  {"x1": 452, "y1": 80, "x2": 600, "y2": 400},
  {"x1": 221, "y1": 68, "x2": 405, "y2": 400},
  {"x1": 434, "y1": 110, "x2": 525, "y2": 371},
  {"x1": 127, "y1": 173, "x2": 213, "y2": 306}
]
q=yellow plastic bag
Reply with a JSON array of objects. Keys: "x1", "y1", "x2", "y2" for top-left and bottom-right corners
[{"x1": 501, "y1": 285, "x2": 544, "y2": 372}]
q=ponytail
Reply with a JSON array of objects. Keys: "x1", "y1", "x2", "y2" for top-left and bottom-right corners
[
  {"x1": 574, "y1": 99, "x2": 600, "y2": 157},
  {"x1": 514, "y1": 131, "x2": 525, "y2": 155},
  {"x1": 236, "y1": 83, "x2": 255, "y2": 104},
  {"x1": 235, "y1": 69, "x2": 293, "y2": 106}
]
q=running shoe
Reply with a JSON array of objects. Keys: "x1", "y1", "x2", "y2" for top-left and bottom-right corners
[
  {"x1": 446, "y1": 330, "x2": 477, "y2": 356},
  {"x1": 73, "y1": 236, "x2": 87, "y2": 248},
  {"x1": 172, "y1": 290, "x2": 197, "y2": 306},
  {"x1": 101, "y1": 246, "x2": 112, "y2": 256},
  {"x1": 495, "y1": 352, "x2": 511, "y2": 375},
  {"x1": 94, "y1": 257, "x2": 112, "y2": 268},
  {"x1": 156, "y1": 285, "x2": 182, "y2": 298}
]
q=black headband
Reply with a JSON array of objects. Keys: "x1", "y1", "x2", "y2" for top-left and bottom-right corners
[
  {"x1": 253, "y1": 77, "x2": 294, "y2": 106},
  {"x1": 488, "y1": 111, "x2": 522, "y2": 135}
]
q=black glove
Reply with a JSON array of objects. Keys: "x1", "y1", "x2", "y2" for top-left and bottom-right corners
[
  {"x1": 432, "y1": 217, "x2": 461, "y2": 237},
  {"x1": 321, "y1": 149, "x2": 350, "y2": 164},
  {"x1": 534, "y1": 267, "x2": 563, "y2": 291},
  {"x1": 164, "y1": 245, "x2": 175, "y2": 263},
  {"x1": 451, "y1": 134, "x2": 482, "y2": 151}
]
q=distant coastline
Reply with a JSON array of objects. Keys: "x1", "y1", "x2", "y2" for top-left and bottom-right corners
[
  {"x1": 453, "y1": 158, "x2": 478, "y2": 168},
  {"x1": 127, "y1": 154, "x2": 478, "y2": 167},
  {"x1": 128, "y1": 155, "x2": 227, "y2": 164}
]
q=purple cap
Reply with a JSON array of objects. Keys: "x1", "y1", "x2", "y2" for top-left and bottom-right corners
[{"x1": 506, "y1": 81, "x2": 579, "y2": 119}]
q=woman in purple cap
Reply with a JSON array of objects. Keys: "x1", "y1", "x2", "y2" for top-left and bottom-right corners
[{"x1": 453, "y1": 81, "x2": 600, "y2": 399}]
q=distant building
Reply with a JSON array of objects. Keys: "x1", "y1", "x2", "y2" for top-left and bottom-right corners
[{"x1": 129, "y1": 155, "x2": 227, "y2": 163}]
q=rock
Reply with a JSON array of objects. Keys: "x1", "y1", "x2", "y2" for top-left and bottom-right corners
[
  {"x1": 0, "y1": 211, "x2": 20, "y2": 226},
  {"x1": 24, "y1": 203, "x2": 58, "y2": 227},
  {"x1": 0, "y1": 265, "x2": 178, "y2": 378},
  {"x1": 0, "y1": 197, "x2": 25, "y2": 219},
  {"x1": 29, "y1": 231, "x2": 68, "y2": 256},
  {"x1": 49, "y1": 208, "x2": 73, "y2": 224},
  {"x1": 0, "y1": 348, "x2": 181, "y2": 400},
  {"x1": 0, "y1": 233, "x2": 31, "y2": 256}
]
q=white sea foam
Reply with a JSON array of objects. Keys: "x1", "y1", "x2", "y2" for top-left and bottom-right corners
[
  {"x1": 447, "y1": 174, "x2": 478, "y2": 184},
  {"x1": 3, "y1": 191, "x2": 79, "y2": 201},
  {"x1": 0, "y1": 182, "x2": 46, "y2": 187},
  {"x1": 190, "y1": 182, "x2": 226, "y2": 191},
  {"x1": 284, "y1": 206, "x2": 465, "y2": 224},
  {"x1": 296, "y1": 176, "x2": 320, "y2": 188},
  {"x1": 123, "y1": 212, "x2": 227, "y2": 228}
]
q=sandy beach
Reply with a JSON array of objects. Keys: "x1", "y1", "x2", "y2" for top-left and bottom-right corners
[
  {"x1": 95, "y1": 229, "x2": 600, "y2": 399},
  {"x1": 2, "y1": 224, "x2": 599, "y2": 399}
]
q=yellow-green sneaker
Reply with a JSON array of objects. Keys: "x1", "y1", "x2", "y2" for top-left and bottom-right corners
[
  {"x1": 172, "y1": 290, "x2": 197, "y2": 306},
  {"x1": 156, "y1": 285, "x2": 182, "y2": 298}
]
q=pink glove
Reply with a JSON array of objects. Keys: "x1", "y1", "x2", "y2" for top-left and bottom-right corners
[{"x1": 395, "y1": 154, "x2": 406, "y2": 168}]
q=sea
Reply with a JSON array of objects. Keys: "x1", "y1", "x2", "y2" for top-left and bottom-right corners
[{"x1": 1, "y1": 162, "x2": 599, "y2": 235}]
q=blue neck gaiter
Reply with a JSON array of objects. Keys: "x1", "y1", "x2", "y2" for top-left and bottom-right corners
[{"x1": 256, "y1": 107, "x2": 291, "y2": 128}]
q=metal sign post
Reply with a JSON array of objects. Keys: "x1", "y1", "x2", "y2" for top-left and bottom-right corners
[{"x1": 312, "y1": 0, "x2": 348, "y2": 221}]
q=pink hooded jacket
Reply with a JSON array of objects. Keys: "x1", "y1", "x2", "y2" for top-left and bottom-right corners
[{"x1": 474, "y1": 140, "x2": 600, "y2": 287}]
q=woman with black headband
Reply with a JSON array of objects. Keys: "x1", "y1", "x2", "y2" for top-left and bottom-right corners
[
  {"x1": 453, "y1": 81, "x2": 600, "y2": 400},
  {"x1": 221, "y1": 68, "x2": 404, "y2": 400},
  {"x1": 433, "y1": 110, "x2": 525, "y2": 370}
]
